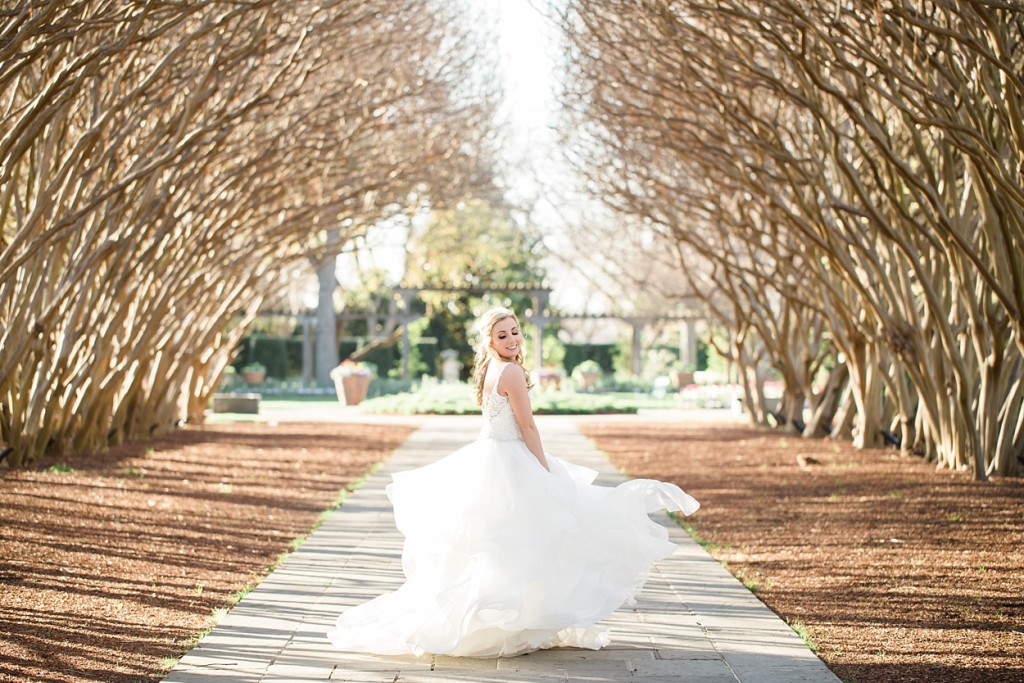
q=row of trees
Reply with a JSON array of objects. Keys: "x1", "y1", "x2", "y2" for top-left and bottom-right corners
[
  {"x1": 558, "y1": 0, "x2": 1023, "y2": 478},
  {"x1": 0, "y1": 0, "x2": 498, "y2": 466}
]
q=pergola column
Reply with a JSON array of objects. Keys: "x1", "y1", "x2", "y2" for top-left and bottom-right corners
[
  {"x1": 528, "y1": 289, "x2": 550, "y2": 371},
  {"x1": 679, "y1": 320, "x2": 698, "y2": 369},
  {"x1": 302, "y1": 316, "x2": 314, "y2": 384},
  {"x1": 395, "y1": 288, "x2": 420, "y2": 381},
  {"x1": 617, "y1": 317, "x2": 645, "y2": 378}
]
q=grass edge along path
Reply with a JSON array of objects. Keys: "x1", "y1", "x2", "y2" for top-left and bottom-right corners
[
  {"x1": 160, "y1": 459, "x2": 385, "y2": 674},
  {"x1": 0, "y1": 421, "x2": 415, "y2": 683},
  {"x1": 579, "y1": 419, "x2": 1024, "y2": 683}
]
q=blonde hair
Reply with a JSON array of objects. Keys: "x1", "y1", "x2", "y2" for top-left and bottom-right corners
[{"x1": 472, "y1": 306, "x2": 532, "y2": 406}]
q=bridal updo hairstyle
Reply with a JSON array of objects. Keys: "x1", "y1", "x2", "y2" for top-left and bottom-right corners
[{"x1": 472, "y1": 306, "x2": 533, "y2": 406}]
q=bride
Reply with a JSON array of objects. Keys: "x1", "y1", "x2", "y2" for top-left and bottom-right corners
[{"x1": 327, "y1": 306, "x2": 700, "y2": 658}]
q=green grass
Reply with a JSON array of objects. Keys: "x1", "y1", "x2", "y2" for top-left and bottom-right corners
[
  {"x1": 231, "y1": 584, "x2": 255, "y2": 604},
  {"x1": 739, "y1": 573, "x2": 761, "y2": 594},
  {"x1": 670, "y1": 515, "x2": 722, "y2": 553},
  {"x1": 789, "y1": 618, "x2": 818, "y2": 653},
  {"x1": 171, "y1": 459, "x2": 383, "y2": 666},
  {"x1": 46, "y1": 462, "x2": 74, "y2": 473},
  {"x1": 356, "y1": 382, "x2": 478, "y2": 414},
  {"x1": 184, "y1": 607, "x2": 228, "y2": 650}
]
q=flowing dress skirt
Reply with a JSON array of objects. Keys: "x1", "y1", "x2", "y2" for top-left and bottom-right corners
[{"x1": 327, "y1": 435, "x2": 700, "y2": 657}]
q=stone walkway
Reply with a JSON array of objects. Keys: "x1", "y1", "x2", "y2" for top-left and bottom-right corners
[{"x1": 164, "y1": 416, "x2": 841, "y2": 682}]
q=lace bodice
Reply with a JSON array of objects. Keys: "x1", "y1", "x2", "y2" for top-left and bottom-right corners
[{"x1": 480, "y1": 363, "x2": 523, "y2": 442}]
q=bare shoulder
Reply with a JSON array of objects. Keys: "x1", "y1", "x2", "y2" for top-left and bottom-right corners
[{"x1": 497, "y1": 362, "x2": 528, "y2": 395}]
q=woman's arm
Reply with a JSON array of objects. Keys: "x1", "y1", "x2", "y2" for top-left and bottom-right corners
[{"x1": 501, "y1": 364, "x2": 550, "y2": 471}]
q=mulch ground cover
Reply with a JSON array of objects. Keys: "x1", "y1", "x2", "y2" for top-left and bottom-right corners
[
  {"x1": 579, "y1": 420, "x2": 1024, "y2": 683},
  {"x1": 4, "y1": 416, "x2": 1022, "y2": 683},
  {"x1": 0, "y1": 421, "x2": 415, "y2": 683}
]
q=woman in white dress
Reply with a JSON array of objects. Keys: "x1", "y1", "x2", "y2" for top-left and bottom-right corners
[{"x1": 327, "y1": 306, "x2": 699, "y2": 658}]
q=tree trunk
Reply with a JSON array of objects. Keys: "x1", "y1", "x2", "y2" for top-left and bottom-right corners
[
  {"x1": 315, "y1": 228, "x2": 341, "y2": 385},
  {"x1": 804, "y1": 362, "x2": 848, "y2": 438}
]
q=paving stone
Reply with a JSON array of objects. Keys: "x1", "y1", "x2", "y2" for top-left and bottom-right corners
[
  {"x1": 652, "y1": 647, "x2": 729, "y2": 661},
  {"x1": 523, "y1": 647, "x2": 657, "y2": 661},
  {"x1": 331, "y1": 672, "x2": 403, "y2": 683},
  {"x1": 263, "y1": 661, "x2": 336, "y2": 678},
  {"x1": 162, "y1": 417, "x2": 840, "y2": 683},
  {"x1": 163, "y1": 670, "x2": 264, "y2": 683},
  {"x1": 328, "y1": 653, "x2": 431, "y2": 673},
  {"x1": 496, "y1": 652, "x2": 633, "y2": 675},
  {"x1": 431, "y1": 655, "x2": 500, "y2": 670},
  {"x1": 397, "y1": 674, "x2": 565, "y2": 683},
  {"x1": 628, "y1": 658, "x2": 737, "y2": 680},
  {"x1": 720, "y1": 652, "x2": 838, "y2": 681}
]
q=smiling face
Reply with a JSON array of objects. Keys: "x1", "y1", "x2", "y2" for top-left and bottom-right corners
[{"x1": 489, "y1": 316, "x2": 523, "y2": 361}]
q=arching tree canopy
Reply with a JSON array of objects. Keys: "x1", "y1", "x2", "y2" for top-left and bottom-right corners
[
  {"x1": 558, "y1": 0, "x2": 1024, "y2": 478},
  {"x1": 0, "y1": 0, "x2": 498, "y2": 466},
  {"x1": 4, "y1": 0, "x2": 1023, "y2": 480}
]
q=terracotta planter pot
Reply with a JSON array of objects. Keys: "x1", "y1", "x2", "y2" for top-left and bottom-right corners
[
  {"x1": 335, "y1": 374, "x2": 371, "y2": 406},
  {"x1": 242, "y1": 370, "x2": 266, "y2": 385},
  {"x1": 673, "y1": 371, "x2": 694, "y2": 388}
]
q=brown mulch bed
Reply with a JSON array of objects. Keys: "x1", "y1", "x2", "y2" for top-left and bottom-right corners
[
  {"x1": 0, "y1": 421, "x2": 415, "y2": 683},
  {"x1": 579, "y1": 420, "x2": 1024, "y2": 683}
]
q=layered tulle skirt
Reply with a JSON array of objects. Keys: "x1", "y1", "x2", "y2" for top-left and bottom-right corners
[{"x1": 327, "y1": 436, "x2": 699, "y2": 657}]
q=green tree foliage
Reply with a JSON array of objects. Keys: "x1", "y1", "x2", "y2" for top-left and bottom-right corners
[
  {"x1": 405, "y1": 199, "x2": 544, "y2": 290},
  {"x1": 403, "y1": 199, "x2": 547, "y2": 377}
]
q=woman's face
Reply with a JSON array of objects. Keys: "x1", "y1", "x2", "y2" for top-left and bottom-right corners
[{"x1": 489, "y1": 317, "x2": 522, "y2": 360}]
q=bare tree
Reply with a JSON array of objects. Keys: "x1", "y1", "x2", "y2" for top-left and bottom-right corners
[
  {"x1": 0, "y1": 0, "x2": 499, "y2": 466},
  {"x1": 556, "y1": 0, "x2": 1023, "y2": 478}
]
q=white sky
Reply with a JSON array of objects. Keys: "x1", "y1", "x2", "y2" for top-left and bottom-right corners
[
  {"x1": 487, "y1": 0, "x2": 606, "y2": 313},
  {"x1": 492, "y1": 0, "x2": 561, "y2": 160},
  {"x1": 332, "y1": 1, "x2": 604, "y2": 313}
]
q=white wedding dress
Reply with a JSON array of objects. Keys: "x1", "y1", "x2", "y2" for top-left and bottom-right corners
[{"x1": 327, "y1": 363, "x2": 700, "y2": 658}]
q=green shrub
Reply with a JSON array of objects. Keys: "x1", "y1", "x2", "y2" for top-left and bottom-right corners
[{"x1": 357, "y1": 382, "x2": 639, "y2": 415}]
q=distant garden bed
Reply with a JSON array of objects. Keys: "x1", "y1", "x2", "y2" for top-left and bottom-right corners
[
  {"x1": 356, "y1": 382, "x2": 658, "y2": 415},
  {"x1": 213, "y1": 379, "x2": 691, "y2": 416}
]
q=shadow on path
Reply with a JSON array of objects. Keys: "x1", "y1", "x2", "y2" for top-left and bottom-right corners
[{"x1": 164, "y1": 416, "x2": 841, "y2": 682}]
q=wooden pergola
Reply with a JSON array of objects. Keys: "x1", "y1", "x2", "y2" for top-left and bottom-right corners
[
  {"x1": 273, "y1": 283, "x2": 704, "y2": 383},
  {"x1": 351, "y1": 284, "x2": 702, "y2": 381},
  {"x1": 392, "y1": 284, "x2": 553, "y2": 380}
]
